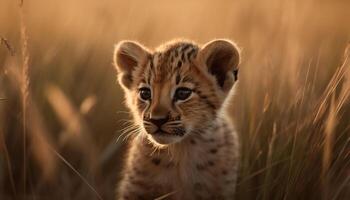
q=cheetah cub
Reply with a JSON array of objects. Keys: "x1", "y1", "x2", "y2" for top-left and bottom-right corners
[{"x1": 114, "y1": 39, "x2": 240, "y2": 200}]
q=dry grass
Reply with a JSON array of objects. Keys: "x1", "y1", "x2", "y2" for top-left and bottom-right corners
[{"x1": 0, "y1": 0, "x2": 350, "y2": 199}]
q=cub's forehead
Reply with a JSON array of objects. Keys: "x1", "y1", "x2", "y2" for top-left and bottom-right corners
[
  {"x1": 139, "y1": 41, "x2": 201, "y2": 85},
  {"x1": 155, "y1": 40, "x2": 199, "y2": 54},
  {"x1": 150, "y1": 41, "x2": 199, "y2": 72}
]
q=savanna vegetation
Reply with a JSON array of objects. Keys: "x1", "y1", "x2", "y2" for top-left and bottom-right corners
[{"x1": 0, "y1": 0, "x2": 349, "y2": 199}]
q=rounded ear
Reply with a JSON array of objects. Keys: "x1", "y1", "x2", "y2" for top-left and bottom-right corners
[
  {"x1": 113, "y1": 41, "x2": 150, "y2": 89},
  {"x1": 198, "y1": 39, "x2": 240, "y2": 92}
]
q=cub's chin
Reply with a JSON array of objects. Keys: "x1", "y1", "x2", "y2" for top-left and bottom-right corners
[{"x1": 147, "y1": 131, "x2": 184, "y2": 145}]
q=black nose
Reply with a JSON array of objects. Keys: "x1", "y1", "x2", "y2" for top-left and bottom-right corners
[{"x1": 149, "y1": 117, "x2": 169, "y2": 128}]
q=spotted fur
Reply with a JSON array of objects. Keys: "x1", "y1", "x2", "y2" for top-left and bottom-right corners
[{"x1": 114, "y1": 39, "x2": 240, "y2": 200}]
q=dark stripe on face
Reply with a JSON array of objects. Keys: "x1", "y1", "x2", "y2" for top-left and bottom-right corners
[
  {"x1": 194, "y1": 89, "x2": 217, "y2": 110},
  {"x1": 149, "y1": 56, "x2": 154, "y2": 69},
  {"x1": 206, "y1": 98, "x2": 217, "y2": 109},
  {"x1": 147, "y1": 64, "x2": 152, "y2": 84},
  {"x1": 141, "y1": 78, "x2": 147, "y2": 85},
  {"x1": 182, "y1": 75, "x2": 193, "y2": 83},
  {"x1": 187, "y1": 48, "x2": 197, "y2": 60},
  {"x1": 181, "y1": 52, "x2": 185, "y2": 61},
  {"x1": 181, "y1": 44, "x2": 192, "y2": 52},
  {"x1": 176, "y1": 74, "x2": 181, "y2": 85},
  {"x1": 147, "y1": 73, "x2": 151, "y2": 84}
]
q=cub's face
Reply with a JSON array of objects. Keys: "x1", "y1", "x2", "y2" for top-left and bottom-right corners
[{"x1": 114, "y1": 39, "x2": 240, "y2": 145}]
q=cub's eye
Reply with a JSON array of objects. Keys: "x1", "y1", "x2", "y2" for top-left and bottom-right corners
[
  {"x1": 174, "y1": 87, "x2": 192, "y2": 101},
  {"x1": 139, "y1": 87, "x2": 151, "y2": 100}
]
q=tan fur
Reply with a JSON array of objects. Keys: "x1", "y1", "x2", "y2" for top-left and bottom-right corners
[{"x1": 114, "y1": 39, "x2": 241, "y2": 200}]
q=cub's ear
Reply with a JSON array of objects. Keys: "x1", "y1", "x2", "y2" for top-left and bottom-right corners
[
  {"x1": 198, "y1": 39, "x2": 240, "y2": 93},
  {"x1": 114, "y1": 41, "x2": 150, "y2": 89}
]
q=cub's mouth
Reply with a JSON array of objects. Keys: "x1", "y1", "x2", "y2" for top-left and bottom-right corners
[
  {"x1": 153, "y1": 130, "x2": 171, "y2": 135},
  {"x1": 144, "y1": 126, "x2": 186, "y2": 145},
  {"x1": 152, "y1": 128, "x2": 185, "y2": 136}
]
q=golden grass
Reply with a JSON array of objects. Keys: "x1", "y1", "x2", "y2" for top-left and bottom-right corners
[{"x1": 0, "y1": 0, "x2": 350, "y2": 199}]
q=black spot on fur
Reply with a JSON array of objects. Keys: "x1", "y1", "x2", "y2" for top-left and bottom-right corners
[
  {"x1": 177, "y1": 61, "x2": 182, "y2": 67},
  {"x1": 208, "y1": 161, "x2": 215, "y2": 166},
  {"x1": 151, "y1": 158, "x2": 161, "y2": 165},
  {"x1": 210, "y1": 148, "x2": 217, "y2": 154},
  {"x1": 222, "y1": 170, "x2": 228, "y2": 175},
  {"x1": 190, "y1": 139, "x2": 196, "y2": 145}
]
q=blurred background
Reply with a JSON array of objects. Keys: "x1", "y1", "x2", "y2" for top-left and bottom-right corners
[{"x1": 0, "y1": 0, "x2": 350, "y2": 199}]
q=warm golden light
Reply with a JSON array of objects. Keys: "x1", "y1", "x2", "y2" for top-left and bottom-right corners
[{"x1": 0, "y1": 0, "x2": 349, "y2": 199}]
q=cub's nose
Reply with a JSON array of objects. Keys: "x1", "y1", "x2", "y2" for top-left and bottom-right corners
[{"x1": 149, "y1": 117, "x2": 169, "y2": 128}]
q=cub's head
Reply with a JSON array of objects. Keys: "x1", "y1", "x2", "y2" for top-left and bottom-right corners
[{"x1": 114, "y1": 39, "x2": 240, "y2": 145}]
